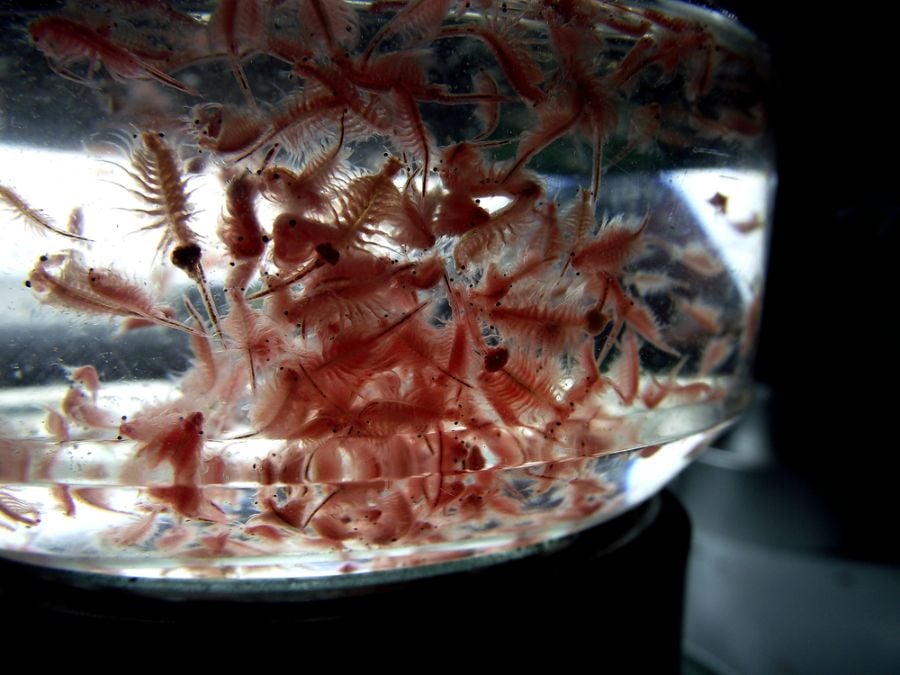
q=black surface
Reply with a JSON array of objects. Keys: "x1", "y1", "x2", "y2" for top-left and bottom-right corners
[
  {"x1": 714, "y1": 1, "x2": 899, "y2": 564},
  {"x1": 0, "y1": 491, "x2": 690, "y2": 669},
  {"x1": 673, "y1": 396, "x2": 900, "y2": 674}
]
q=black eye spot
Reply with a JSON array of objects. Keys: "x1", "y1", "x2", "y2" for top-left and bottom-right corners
[
  {"x1": 315, "y1": 242, "x2": 340, "y2": 265},
  {"x1": 171, "y1": 244, "x2": 202, "y2": 270},
  {"x1": 484, "y1": 347, "x2": 508, "y2": 372}
]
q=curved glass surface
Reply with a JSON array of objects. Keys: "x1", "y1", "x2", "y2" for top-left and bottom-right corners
[{"x1": 0, "y1": 0, "x2": 772, "y2": 578}]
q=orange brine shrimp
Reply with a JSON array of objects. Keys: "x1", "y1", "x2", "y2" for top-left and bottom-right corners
[
  {"x1": 259, "y1": 115, "x2": 348, "y2": 216},
  {"x1": 66, "y1": 207, "x2": 85, "y2": 239},
  {"x1": 125, "y1": 130, "x2": 223, "y2": 341},
  {"x1": 604, "y1": 328, "x2": 640, "y2": 406},
  {"x1": 329, "y1": 155, "x2": 409, "y2": 250},
  {"x1": 471, "y1": 69, "x2": 502, "y2": 140},
  {"x1": 485, "y1": 279, "x2": 594, "y2": 354},
  {"x1": 453, "y1": 189, "x2": 543, "y2": 268},
  {"x1": 191, "y1": 103, "x2": 266, "y2": 158},
  {"x1": 45, "y1": 408, "x2": 70, "y2": 443},
  {"x1": 218, "y1": 171, "x2": 267, "y2": 261},
  {"x1": 363, "y1": 0, "x2": 454, "y2": 60},
  {"x1": 126, "y1": 131, "x2": 197, "y2": 252},
  {"x1": 679, "y1": 298, "x2": 723, "y2": 335},
  {"x1": 120, "y1": 411, "x2": 205, "y2": 486},
  {"x1": 28, "y1": 16, "x2": 199, "y2": 95},
  {"x1": 0, "y1": 490, "x2": 41, "y2": 527},
  {"x1": 312, "y1": 52, "x2": 441, "y2": 195},
  {"x1": 7, "y1": 0, "x2": 768, "y2": 563},
  {"x1": 477, "y1": 347, "x2": 568, "y2": 428},
  {"x1": 439, "y1": 19, "x2": 546, "y2": 106},
  {"x1": 698, "y1": 335, "x2": 734, "y2": 377},
  {"x1": 0, "y1": 183, "x2": 91, "y2": 242},
  {"x1": 679, "y1": 241, "x2": 725, "y2": 277},
  {"x1": 60, "y1": 366, "x2": 119, "y2": 429},
  {"x1": 572, "y1": 212, "x2": 650, "y2": 275},
  {"x1": 640, "y1": 363, "x2": 716, "y2": 410},
  {"x1": 293, "y1": 0, "x2": 361, "y2": 56},
  {"x1": 229, "y1": 88, "x2": 344, "y2": 163},
  {"x1": 207, "y1": 0, "x2": 269, "y2": 111},
  {"x1": 605, "y1": 102, "x2": 662, "y2": 170},
  {"x1": 62, "y1": 386, "x2": 119, "y2": 430},
  {"x1": 504, "y1": 97, "x2": 582, "y2": 183},
  {"x1": 27, "y1": 251, "x2": 194, "y2": 334}
]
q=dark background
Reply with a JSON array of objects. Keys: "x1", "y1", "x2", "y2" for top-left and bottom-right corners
[
  {"x1": 674, "y1": 6, "x2": 900, "y2": 671},
  {"x1": 719, "y1": 0, "x2": 898, "y2": 564},
  {"x1": 0, "y1": 1, "x2": 895, "y2": 665}
]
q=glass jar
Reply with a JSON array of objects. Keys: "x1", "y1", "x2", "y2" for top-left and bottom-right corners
[{"x1": 0, "y1": 0, "x2": 772, "y2": 579}]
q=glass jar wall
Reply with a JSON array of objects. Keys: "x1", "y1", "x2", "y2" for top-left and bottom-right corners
[{"x1": 0, "y1": 0, "x2": 772, "y2": 578}]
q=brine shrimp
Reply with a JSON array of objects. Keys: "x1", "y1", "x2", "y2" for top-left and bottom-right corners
[
  {"x1": 190, "y1": 103, "x2": 266, "y2": 158},
  {"x1": 229, "y1": 88, "x2": 344, "y2": 163},
  {"x1": 258, "y1": 114, "x2": 348, "y2": 217},
  {"x1": 294, "y1": 0, "x2": 361, "y2": 56},
  {"x1": 0, "y1": 489, "x2": 41, "y2": 527},
  {"x1": 1, "y1": 183, "x2": 91, "y2": 242},
  {"x1": 363, "y1": 0, "x2": 454, "y2": 60},
  {"x1": 125, "y1": 130, "x2": 196, "y2": 252},
  {"x1": 207, "y1": 0, "x2": 267, "y2": 111},
  {"x1": 125, "y1": 130, "x2": 224, "y2": 342},
  {"x1": 12, "y1": 0, "x2": 767, "y2": 558},
  {"x1": 27, "y1": 251, "x2": 197, "y2": 335},
  {"x1": 438, "y1": 21, "x2": 546, "y2": 106},
  {"x1": 67, "y1": 207, "x2": 86, "y2": 239},
  {"x1": 219, "y1": 170, "x2": 267, "y2": 261},
  {"x1": 471, "y1": 69, "x2": 502, "y2": 140},
  {"x1": 28, "y1": 16, "x2": 199, "y2": 96}
]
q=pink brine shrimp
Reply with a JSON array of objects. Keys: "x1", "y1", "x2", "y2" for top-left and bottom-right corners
[{"x1": 0, "y1": 0, "x2": 771, "y2": 578}]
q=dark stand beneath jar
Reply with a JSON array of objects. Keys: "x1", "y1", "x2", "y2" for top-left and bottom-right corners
[{"x1": 0, "y1": 491, "x2": 689, "y2": 670}]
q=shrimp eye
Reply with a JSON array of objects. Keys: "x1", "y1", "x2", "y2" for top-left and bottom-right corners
[
  {"x1": 585, "y1": 308, "x2": 607, "y2": 334},
  {"x1": 484, "y1": 347, "x2": 509, "y2": 372},
  {"x1": 171, "y1": 244, "x2": 202, "y2": 270},
  {"x1": 315, "y1": 242, "x2": 340, "y2": 266}
]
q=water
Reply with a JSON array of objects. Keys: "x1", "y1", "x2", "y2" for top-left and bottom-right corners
[{"x1": 0, "y1": 1, "x2": 772, "y2": 578}]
